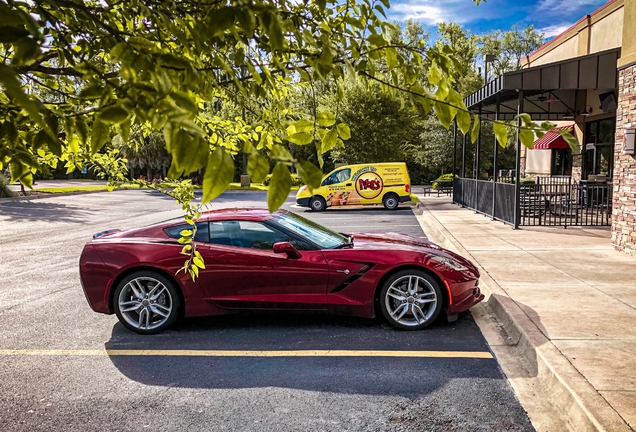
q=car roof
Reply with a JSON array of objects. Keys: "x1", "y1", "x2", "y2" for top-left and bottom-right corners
[{"x1": 201, "y1": 207, "x2": 283, "y2": 222}]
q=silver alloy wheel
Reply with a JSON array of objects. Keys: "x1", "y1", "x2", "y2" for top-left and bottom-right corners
[
  {"x1": 311, "y1": 197, "x2": 325, "y2": 211},
  {"x1": 384, "y1": 275, "x2": 437, "y2": 327},
  {"x1": 384, "y1": 195, "x2": 398, "y2": 209},
  {"x1": 117, "y1": 276, "x2": 173, "y2": 331}
]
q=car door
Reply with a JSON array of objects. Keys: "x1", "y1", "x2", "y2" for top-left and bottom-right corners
[
  {"x1": 323, "y1": 167, "x2": 355, "y2": 207},
  {"x1": 196, "y1": 220, "x2": 329, "y2": 310}
]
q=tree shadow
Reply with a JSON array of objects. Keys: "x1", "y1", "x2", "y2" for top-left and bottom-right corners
[
  {"x1": 104, "y1": 311, "x2": 504, "y2": 398},
  {"x1": 0, "y1": 200, "x2": 96, "y2": 223}
]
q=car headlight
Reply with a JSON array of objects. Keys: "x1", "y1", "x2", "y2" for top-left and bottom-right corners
[{"x1": 430, "y1": 255, "x2": 468, "y2": 271}]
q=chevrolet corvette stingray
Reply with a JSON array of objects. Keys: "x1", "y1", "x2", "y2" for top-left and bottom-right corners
[{"x1": 79, "y1": 208, "x2": 483, "y2": 334}]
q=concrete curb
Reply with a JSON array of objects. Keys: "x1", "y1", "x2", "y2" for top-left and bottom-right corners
[{"x1": 414, "y1": 201, "x2": 631, "y2": 432}]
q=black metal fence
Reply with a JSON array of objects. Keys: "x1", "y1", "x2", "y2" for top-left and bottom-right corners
[
  {"x1": 453, "y1": 178, "x2": 515, "y2": 225},
  {"x1": 520, "y1": 177, "x2": 611, "y2": 227},
  {"x1": 453, "y1": 177, "x2": 611, "y2": 227}
]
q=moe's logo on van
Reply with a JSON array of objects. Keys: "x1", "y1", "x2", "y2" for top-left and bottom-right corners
[{"x1": 353, "y1": 167, "x2": 383, "y2": 199}]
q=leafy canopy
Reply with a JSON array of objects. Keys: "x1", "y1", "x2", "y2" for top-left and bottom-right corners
[{"x1": 0, "y1": 0, "x2": 570, "y2": 278}]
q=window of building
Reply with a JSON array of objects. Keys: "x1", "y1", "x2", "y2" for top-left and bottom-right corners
[
  {"x1": 585, "y1": 118, "x2": 615, "y2": 178},
  {"x1": 551, "y1": 149, "x2": 572, "y2": 176}
]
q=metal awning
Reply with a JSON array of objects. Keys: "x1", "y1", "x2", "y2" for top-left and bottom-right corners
[
  {"x1": 463, "y1": 48, "x2": 620, "y2": 120},
  {"x1": 533, "y1": 125, "x2": 574, "y2": 149}
]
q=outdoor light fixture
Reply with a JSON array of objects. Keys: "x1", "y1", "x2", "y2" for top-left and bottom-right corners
[
  {"x1": 580, "y1": 105, "x2": 593, "y2": 117},
  {"x1": 624, "y1": 128, "x2": 635, "y2": 155}
]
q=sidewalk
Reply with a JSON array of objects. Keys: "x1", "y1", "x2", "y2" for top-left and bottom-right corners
[{"x1": 416, "y1": 196, "x2": 636, "y2": 432}]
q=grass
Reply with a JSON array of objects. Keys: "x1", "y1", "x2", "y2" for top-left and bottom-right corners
[
  {"x1": 36, "y1": 184, "x2": 142, "y2": 193},
  {"x1": 34, "y1": 182, "x2": 299, "y2": 194}
]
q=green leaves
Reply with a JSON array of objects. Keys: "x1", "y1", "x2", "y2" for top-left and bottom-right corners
[
  {"x1": 247, "y1": 152, "x2": 269, "y2": 182},
  {"x1": 336, "y1": 123, "x2": 351, "y2": 140},
  {"x1": 297, "y1": 160, "x2": 323, "y2": 190},
  {"x1": 519, "y1": 128, "x2": 535, "y2": 149},
  {"x1": 471, "y1": 115, "x2": 480, "y2": 144},
  {"x1": 321, "y1": 127, "x2": 338, "y2": 154},
  {"x1": 202, "y1": 147, "x2": 234, "y2": 203},
  {"x1": 267, "y1": 163, "x2": 292, "y2": 212},
  {"x1": 261, "y1": 10, "x2": 283, "y2": 52},
  {"x1": 91, "y1": 116, "x2": 110, "y2": 154},
  {"x1": 558, "y1": 129, "x2": 580, "y2": 154},
  {"x1": 287, "y1": 120, "x2": 314, "y2": 145},
  {"x1": 99, "y1": 105, "x2": 130, "y2": 125},
  {"x1": 456, "y1": 109, "x2": 471, "y2": 135},
  {"x1": 316, "y1": 111, "x2": 336, "y2": 127},
  {"x1": 493, "y1": 121, "x2": 508, "y2": 147}
]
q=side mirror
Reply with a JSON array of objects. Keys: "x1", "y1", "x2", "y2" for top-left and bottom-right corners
[{"x1": 273, "y1": 242, "x2": 302, "y2": 259}]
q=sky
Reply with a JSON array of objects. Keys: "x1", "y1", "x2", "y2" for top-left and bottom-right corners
[{"x1": 386, "y1": 0, "x2": 610, "y2": 39}]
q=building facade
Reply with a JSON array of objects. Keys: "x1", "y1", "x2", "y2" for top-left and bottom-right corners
[{"x1": 519, "y1": 0, "x2": 636, "y2": 254}]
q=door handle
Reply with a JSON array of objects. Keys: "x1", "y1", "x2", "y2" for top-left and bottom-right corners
[
  {"x1": 346, "y1": 183, "x2": 352, "y2": 186},
  {"x1": 337, "y1": 269, "x2": 350, "y2": 275}
]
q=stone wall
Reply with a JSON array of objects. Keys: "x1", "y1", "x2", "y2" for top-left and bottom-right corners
[{"x1": 612, "y1": 64, "x2": 636, "y2": 255}]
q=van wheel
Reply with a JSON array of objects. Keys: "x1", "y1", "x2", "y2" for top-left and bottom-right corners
[
  {"x1": 383, "y1": 193, "x2": 399, "y2": 210},
  {"x1": 310, "y1": 196, "x2": 327, "y2": 212}
]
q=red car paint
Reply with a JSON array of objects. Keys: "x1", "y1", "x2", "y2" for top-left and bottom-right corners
[{"x1": 79, "y1": 209, "x2": 483, "y2": 321}]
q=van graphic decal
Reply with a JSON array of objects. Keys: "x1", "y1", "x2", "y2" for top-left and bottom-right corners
[
  {"x1": 355, "y1": 171, "x2": 383, "y2": 199},
  {"x1": 352, "y1": 166, "x2": 377, "y2": 181}
]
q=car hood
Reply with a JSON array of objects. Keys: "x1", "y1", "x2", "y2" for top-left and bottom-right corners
[
  {"x1": 348, "y1": 232, "x2": 439, "y2": 250},
  {"x1": 347, "y1": 232, "x2": 479, "y2": 274}
]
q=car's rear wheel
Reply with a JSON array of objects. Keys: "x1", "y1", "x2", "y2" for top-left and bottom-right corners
[
  {"x1": 382, "y1": 193, "x2": 399, "y2": 210},
  {"x1": 113, "y1": 271, "x2": 181, "y2": 335},
  {"x1": 379, "y1": 270, "x2": 442, "y2": 330},
  {"x1": 310, "y1": 196, "x2": 327, "y2": 212}
]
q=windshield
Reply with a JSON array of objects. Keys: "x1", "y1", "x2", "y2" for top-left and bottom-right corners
[{"x1": 271, "y1": 211, "x2": 348, "y2": 249}]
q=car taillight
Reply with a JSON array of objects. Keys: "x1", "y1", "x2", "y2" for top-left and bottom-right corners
[{"x1": 405, "y1": 184, "x2": 410, "y2": 193}]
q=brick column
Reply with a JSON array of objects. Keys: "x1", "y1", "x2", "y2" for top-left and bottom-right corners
[{"x1": 611, "y1": 64, "x2": 636, "y2": 255}]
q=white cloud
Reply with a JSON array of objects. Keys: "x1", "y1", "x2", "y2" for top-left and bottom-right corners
[
  {"x1": 390, "y1": 0, "x2": 472, "y2": 25},
  {"x1": 537, "y1": 0, "x2": 602, "y2": 13},
  {"x1": 538, "y1": 23, "x2": 573, "y2": 38}
]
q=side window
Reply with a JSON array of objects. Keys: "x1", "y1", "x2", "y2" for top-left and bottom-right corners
[
  {"x1": 164, "y1": 222, "x2": 209, "y2": 242},
  {"x1": 322, "y1": 168, "x2": 351, "y2": 186},
  {"x1": 209, "y1": 220, "x2": 298, "y2": 250}
]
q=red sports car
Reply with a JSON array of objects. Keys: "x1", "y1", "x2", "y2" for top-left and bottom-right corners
[{"x1": 79, "y1": 209, "x2": 483, "y2": 334}]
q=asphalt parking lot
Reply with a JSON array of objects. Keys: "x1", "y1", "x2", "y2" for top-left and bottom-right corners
[{"x1": 0, "y1": 190, "x2": 534, "y2": 431}]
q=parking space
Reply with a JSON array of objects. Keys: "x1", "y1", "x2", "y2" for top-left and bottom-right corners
[{"x1": 0, "y1": 190, "x2": 533, "y2": 431}]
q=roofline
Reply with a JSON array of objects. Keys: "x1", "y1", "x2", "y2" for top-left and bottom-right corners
[{"x1": 522, "y1": 0, "x2": 621, "y2": 64}]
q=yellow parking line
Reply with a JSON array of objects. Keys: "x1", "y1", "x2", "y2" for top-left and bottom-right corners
[{"x1": 0, "y1": 349, "x2": 492, "y2": 359}]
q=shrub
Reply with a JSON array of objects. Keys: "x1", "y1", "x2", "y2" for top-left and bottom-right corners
[
  {"x1": 0, "y1": 174, "x2": 16, "y2": 198},
  {"x1": 432, "y1": 174, "x2": 458, "y2": 189},
  {"x1": 498, "y1": 177, "x2": 536, "y2": 185},
  {"x1": 262, "y1": 173, "x2": 304, "y2": 187}
]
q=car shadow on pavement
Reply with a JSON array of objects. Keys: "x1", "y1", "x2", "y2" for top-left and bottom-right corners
[
  {"x1": 103, "y1": 311, "x2": 506, "y2": 397},
  {"x1": 297, "y1": 206, "x2": 414, "y2": 214}
]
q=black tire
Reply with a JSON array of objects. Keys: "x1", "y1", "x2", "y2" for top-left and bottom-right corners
[
  {"x1": 379, "y1": 269, "x2": 443, "y2": 330},
  {"x1": 310, "y1": 196, "x2": 327, "y2": 212},
  {"x1": 113, "y1": 270, "x2": 181, "y2": 335},
  {"x1": 382, "y1": 193, "x2": 399, "y2": 210}
]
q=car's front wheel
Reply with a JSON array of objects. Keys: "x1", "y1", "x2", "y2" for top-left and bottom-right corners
[
  {"x1": 310, "y1": 196, "x2": 327, "y2": 212},
  {"x1": 379, "y1": 270, "x2": 442, "y2": 330},
  {"x1": 113, "y1": 271, "x2": 181, "y2": 335}
]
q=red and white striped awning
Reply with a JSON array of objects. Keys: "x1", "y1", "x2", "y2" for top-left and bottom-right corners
[{"x1": 533, "y1": 125, "x2": 574, "y2": 150}]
